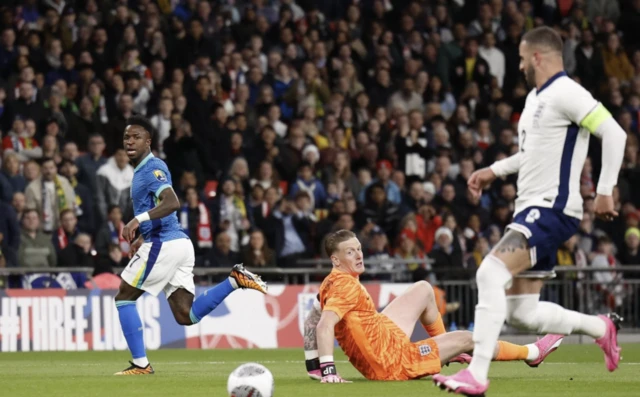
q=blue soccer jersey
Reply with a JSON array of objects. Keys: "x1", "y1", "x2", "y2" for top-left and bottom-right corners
[{"x1": 131, "y1": 153, "x2": 188, "y2": 242}]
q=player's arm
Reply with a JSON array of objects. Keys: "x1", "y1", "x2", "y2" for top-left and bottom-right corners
[
  {"x1": 315, "y1": 281, "x2": 357, "y2": 384},
  {"x1": 563, "y1": 88, "x2": 627, "y2": 220},
  {"x1": 316, "y1": 310, "x2": 351, "y2": 383},
  {"x1": 580, "y1": 104, "x2": 627, "y2": 192},
  {"x1": 467, "y1": 153, "x2": 521, "y2": 199},
  {"x1": 122, "y1": 187, "x2": 180, "y2": 241},
  {"x1": 489, "y1": 152, "x2": 522, "y2": 177},
  {"x1": 303, "y1": 297, "x2": 322, "y2": 379}
]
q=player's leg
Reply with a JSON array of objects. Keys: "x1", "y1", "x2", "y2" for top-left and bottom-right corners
[
  {"x1": 430, "y1": 331, "x2": 552, "y2": 366},
  {"x1": 114, "y1": 242, "x2": 156, "y2": 375},
  {"x1": 461, "y1": 229, "x2": 531, "y2": 383},
  {"x1": 505, "y1": 277, "x2": 621, "y2": 370},
  {"x1": 165, "y1": 240, "x2": 268, "y2": 325},
  {"x1": 381, "y1": 280, "x2": 446, "y2": 338},
  {"x1": 114, "y1": 282, "x2": 147, "y2": 372}
]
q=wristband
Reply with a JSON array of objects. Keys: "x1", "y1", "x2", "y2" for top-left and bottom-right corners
[
  {"x1": 320, "y1": 361, "x2": 337, "y2": 377},
  {"x1": 306, "y1": 358, "x2": 320, "y2": 372},
  {"x1": 135, "y1": 212, "x2": 150, "y2": 223}
]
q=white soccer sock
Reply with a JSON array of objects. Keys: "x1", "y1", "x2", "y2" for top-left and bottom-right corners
[
  {"x1": 468, "y1": 256, "x2": 513, "y2": 384},
  {"x1": 228, "y1": 277, "x2": 239, "y2": 289},
  {"x1": 506, "y1": 295, "x2": 607, "y2": 339},
  {"x1": 133, "y1": 356, "x2": 149, "y2": 367},
  {"x1": 525, "y1": 344, "x2": 540, "y2": 361}
]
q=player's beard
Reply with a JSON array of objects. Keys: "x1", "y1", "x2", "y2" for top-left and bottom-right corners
[{"x1": 525, "y1": 64, "x2": 536, "y2": 88}]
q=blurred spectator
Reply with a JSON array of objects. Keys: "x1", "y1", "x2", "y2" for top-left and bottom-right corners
[
  {"x1": 395, "y1": 226, "x2": 427, "y2": 277},
  {"x1": 1, "y1": 153, "x2": 26, "y2": 194},
  {"x1": 289, "y1": 161, "x2": 327, "y2": 210},
  {"x1": 76, "y1": 133, "x2": 107, "y2": 200},
  {"x1": 210, "y1": 178, "x2": 251, "y2": 252},
  {"x1": 479, "y1": 32, "x2": 505, "y2": 88},
  {"x1": 601, "y1": 32, "x2": 634, "y2": 85},
  {"x1": 58, "y1": 232, "x2": 93, "y2": 267},
  {"x1": 25, "y1": 157, "x2": 75, "y2": 233},
  {"x1": 358, "y1": 160, "x2": 401, "y2": 205},
  {"x1": 208, "y1": 231, "x2": 240, "y2": 267},
  {"x1": 430, "y1": 226, "x2": 465, "y2": 281},
  {"x1": 85, "y1": 244, "x2": 123, "y2": 290},
  {"x1": 619, "y1": 227, "x2": 640, "y2": 278},
  {"x1": 591, "y1": 236, "x2": 625, "y2": 309},
  {"x1": 364, "y1": 226, "x2": 393, "y2": 275},
  {"x1": 574, "y1": 27, "x2": 606, "y2": 94},
  {"x1": 95, "y1": 148, "x2": 133, "y2": 223},
  {"x1": 0, "y1": 200, "x2": 19, "y2": 267},
  {"x1": 273, "y1": 195, "x2": 313, "y2": 267},
  {"x1": 95, "y1": 204, "x2": 129, "y2": 258},
  {"x1": 58, "y1": 159, "x2": 94, "y2": 232},
  {"x1": 180, "y1": 186, "x2": 213, "y2": 266},
  {"x1": 242, "y1": 229, "x2": 276, "y2": 268},
  {"x1": 355, "y1": 182, "x2": 401, "y2": 240},
  {"x1": 251, "y1": 185, "x2": 280, "y2": 248},
  {"x1": 2, "y1": 117, "x2": 42, "y2": 162},
  {"x1": 53, "y1": 208, "x2": 79, "y2": 253},
  {"x1": 18, "y1": 209, "x2": 57, "y2": 268}
]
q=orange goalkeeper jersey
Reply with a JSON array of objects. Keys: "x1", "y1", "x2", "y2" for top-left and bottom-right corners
[{"x1": 319, "y1": 269, "x2": 440, "y2": 380}]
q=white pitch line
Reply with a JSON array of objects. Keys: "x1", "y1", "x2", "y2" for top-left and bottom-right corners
[{"x1": 160, "y1": 360, "x2": 350, "y2": 365}]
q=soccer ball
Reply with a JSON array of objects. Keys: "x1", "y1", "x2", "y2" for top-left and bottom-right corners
[{"x1": 227, "y1": 363, "x2": 274, "y2": 397}]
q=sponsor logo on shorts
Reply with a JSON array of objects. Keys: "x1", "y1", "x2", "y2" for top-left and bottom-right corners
[{"x1": 419, "y1": 344, "x2": 431, "y2": 356}]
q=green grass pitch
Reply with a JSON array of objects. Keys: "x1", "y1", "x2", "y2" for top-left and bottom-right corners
[{"x1": 1, "y1": 344, "x2": 638, "y2": 396}]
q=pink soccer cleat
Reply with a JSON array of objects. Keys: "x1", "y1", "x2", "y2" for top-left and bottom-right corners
[
  {"x1": 526, "y1": 334, "x2": 564, "y2": 368},
  {"x1": 433, "y1": 369, "x2": 488, "y2": 396},
  {"x1": 447, "y1": 353, "x2": 472, "y2": 365},
  {"x1": 308, "y1": 369, "x2": 322, "y2": 380},
  {"x1": 595, "y1": 313, "x2": 623, "y2": 372}
]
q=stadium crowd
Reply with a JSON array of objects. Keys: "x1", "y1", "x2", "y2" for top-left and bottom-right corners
[{"x1": 0, "y1": 0, "x2": 639, "y2": 290}]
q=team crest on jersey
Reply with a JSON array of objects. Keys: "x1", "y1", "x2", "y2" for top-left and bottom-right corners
[
  {"x1": 419, "y1": 344, "x2": 432, "y2": 356},
  {"x1": 153, "y1": 169, "x2": 167, "y2": 182},
  {"x1": 533, "y1": 102, "x2": 546, "y2": 128}
]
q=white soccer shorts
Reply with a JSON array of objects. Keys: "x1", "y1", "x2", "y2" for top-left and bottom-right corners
[{"x1": 121, "y1": 238, "x2": 195, "y2": 297}]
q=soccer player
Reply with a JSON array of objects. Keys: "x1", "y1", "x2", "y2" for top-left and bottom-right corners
[
  {"x1": 114, "y1": 116, "x2": 268, "y2": 375},
  {"x1": 302, "y1": 230, "x2": 563, "y2": 383},
  {"x1": 433, "y1": 27, "x2": 626, "y2": 395}
]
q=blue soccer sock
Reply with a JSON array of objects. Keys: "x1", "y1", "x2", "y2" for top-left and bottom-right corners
[
  {"x1": 189, "y1": 278, "x2": 236, "y2": 324},
  {"x1": 116, "y1": 300, "x2": 149, "y2": 367}
]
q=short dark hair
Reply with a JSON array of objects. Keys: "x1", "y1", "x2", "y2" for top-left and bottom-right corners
[
  {"x1": 59, "y1": 208, "x2": 75, "y2": 219},
  {"x1": 40, "y1": 157, "x2": 56, "y2": 166},
  {"x1": 324, "y1": 229, "x2": 357, "y2": 257},
  {"x1": 522, "y1": 26, "x2": 563, "y2": 53},
  {"x1": 126, "y1": 115, "x2": 155, "y2": 140}
]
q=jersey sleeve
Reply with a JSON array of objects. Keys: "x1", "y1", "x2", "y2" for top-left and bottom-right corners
[
  {"x1": 145, "y1": 161, "x2": 173, "y2": 198},
  {"x1": 322, "y1": 277, "x2": 360, "y2": 320},
  {"x1": 557, "y1": 82, "x2": 609, "y2": 134}
]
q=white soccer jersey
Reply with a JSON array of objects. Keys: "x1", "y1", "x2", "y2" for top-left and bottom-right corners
[{"x1": 512, "y1": 72, "x2": 598, "y2": 220}]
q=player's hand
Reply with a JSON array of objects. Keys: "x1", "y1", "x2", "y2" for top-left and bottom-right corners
[
  {"x1": 123, "y1": 218, "x2": 140, "y2": 243},
  {"x1": 467, "y1": 167, "x2": 497, "y2": 199},
  {"x1": 129, "y1": 237, "x2": 143, "y2": 258},
  {"x1": 594, "y1": 194, "x2": 618, "y2": 221}
]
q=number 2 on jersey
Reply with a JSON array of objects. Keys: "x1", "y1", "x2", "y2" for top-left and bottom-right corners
[{"x1": 520, "y1": 130, "x2": 526, "y2": 152}]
